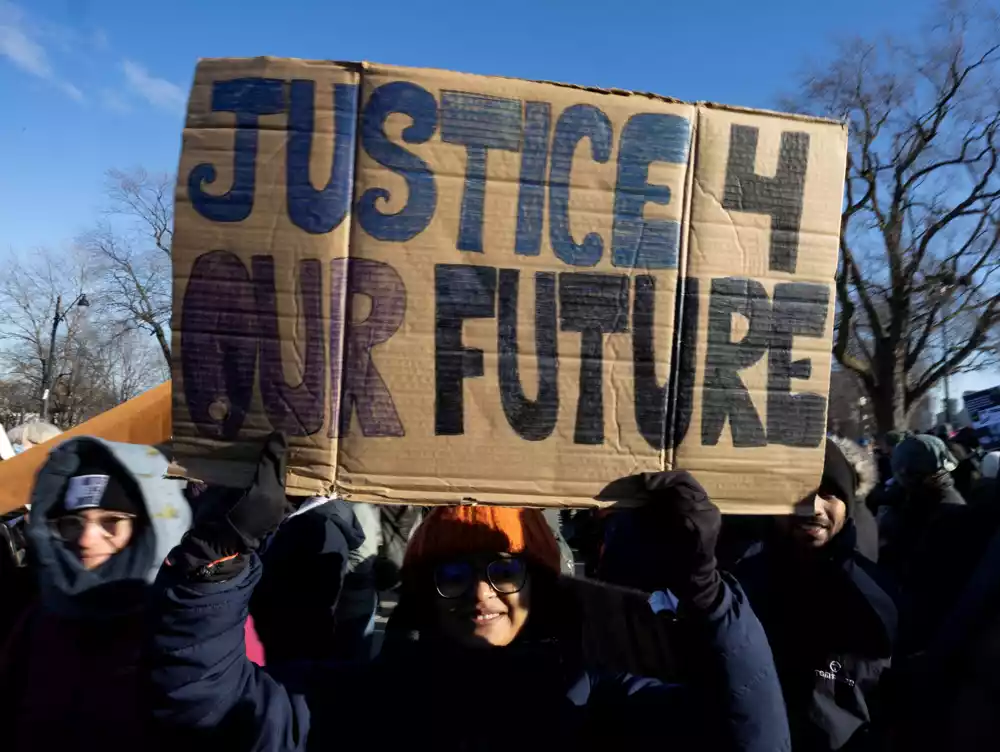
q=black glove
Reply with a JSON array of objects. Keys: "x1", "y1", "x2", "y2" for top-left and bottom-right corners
[
  {"x1": 170, "y1": 432, "x2": 288, "y2": 580},
  {"x1": 29, "y1": 443, "x2": 81, "y2": 509},
  {"x1": 642, "y1": 471, "x2": 722, "y2": 612},
  {"x1": 598, "y1": 471, "x2": 722, "y2": 612}
]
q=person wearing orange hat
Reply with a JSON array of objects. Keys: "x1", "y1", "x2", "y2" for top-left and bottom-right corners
[{"x1": 148, "y1": 433, "x2": 789, "y2": 751}]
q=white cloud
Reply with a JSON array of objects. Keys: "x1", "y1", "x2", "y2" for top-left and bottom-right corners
[
  {"x1": 122, "y1": 59, "x2": 185, "y2": 113},
  {"x1": 58, "y1": 79, "x2": 84, "y2": 101},
  {"x1": 100, "y1": 87, "x2": 131, "y2": 113},
  {"x1": 0, "y1": 2, "x2": 84, "y2": 101}
]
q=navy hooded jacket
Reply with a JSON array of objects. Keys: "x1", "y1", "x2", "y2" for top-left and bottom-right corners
[{"x1": 149, "y1": 550, "x2": 790, "y2": 751}]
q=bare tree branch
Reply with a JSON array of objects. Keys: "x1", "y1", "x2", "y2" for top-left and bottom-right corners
[
  {"x1": 790, "y1": 1, "x2": 1000, "y2": 431},
  {"x1": 78, "y1": 167, "x2": 173, "y2": 368}
]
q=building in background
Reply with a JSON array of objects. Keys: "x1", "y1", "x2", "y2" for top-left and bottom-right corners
[
  {"x1": 827, "y1": 368, "x2": 875, "y2": 440},
  {"x1": 908, "y1": 394, "x2": 935, "y2": 433}
]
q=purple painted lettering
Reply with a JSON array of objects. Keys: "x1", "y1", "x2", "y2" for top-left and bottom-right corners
[
  {"x1": 180, "y1": 251, "x2": 258, "y2": 439},
  {"x1": 253, "y1": 256, "x2": 326, "y2": 436},
  {"x1": 329, "y1": 259, "x2": 406, "y2": 437}
]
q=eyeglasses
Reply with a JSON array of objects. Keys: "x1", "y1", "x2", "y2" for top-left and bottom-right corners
[
  {"x1": 433, "y1": 556, "x2": 528, "y2": 599},
  {"x1": 49, "y1": 513, "x2": 135, "y2": 542}
]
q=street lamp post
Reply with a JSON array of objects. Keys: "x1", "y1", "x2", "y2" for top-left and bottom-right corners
[
  {"x1": 40, "y1": 293, "x2": 89, "y2": 422},
  {"x1": 931, "y1": 271, "x2": 969, "y2": 429}
]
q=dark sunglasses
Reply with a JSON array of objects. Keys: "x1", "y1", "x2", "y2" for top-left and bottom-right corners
[
  {"x1": 433, "y1": 556, "x2": 528, "y2": 599},
  {"x1": 49, "y1": 513, "x2": 135, "y2": 542}
]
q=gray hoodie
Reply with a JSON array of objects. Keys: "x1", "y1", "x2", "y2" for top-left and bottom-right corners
[{"x1": 25, "y1": 437, "x2": 191, "y2": 618}]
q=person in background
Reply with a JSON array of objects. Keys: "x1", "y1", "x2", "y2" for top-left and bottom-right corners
[
  {"x1": 886, "y1": 441, "x2": 1000, "y2": 750},
  {"x1": 876, "y1": 432, "x2": 906, "y2": 486},
  {"x1": 0, "y1": 507, "x2": 33, "y2": 645},
  {"x1": 879, "y1": 434, "x2": 964, "y2": 585},
  {"x1": 735, "y1": 438, "x2": 896, "y2": 751},
  {"x1": 946, "y1": 426, "x2": 982, "y2": 500},
  {"x1": 248, "y1": 495, "x2": 367, "y2": 664},
  {"x1": 147, "y1": 433, "x2": 790, "y2": 751},
  {"x1": 542, "y1": 507, "x2": 576, "y2": 576},
  {"x1": 0, "y1": 437, "x2": 191, "y2": 752},
  {"x1": 978, "y1": 449, "x2": 1000, "y2": 501},
  {"x1": 335, "y1": 501, "x2": 381, "y2": 660},
  {"x1": 6, "y1": 420, "x2": 62, "y2": 454},
  {"x1": 373, "y1": 504, "x2": 423, "y2": 592}
]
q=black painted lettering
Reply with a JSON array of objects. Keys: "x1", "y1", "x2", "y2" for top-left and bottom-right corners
[
  {"x1": 668, "y1": 278, "x2": 699, "y2": 449},
  {"x1": 435, "y1": 264, "x2": 497, "y2": 435},
  {"x1": 633, "y1": 275, "x2": 667, "y2": 449},
  {"x1": 722, "y1": 125, "x2": 809, "y2": 274},
  {"x1": 701, "y1": 277, "x2": 770, "y2": 447},
  {"x1": 633, "y1": 275, "x2": 700, "y2": 450},
  {"x1": 498, "y1": 269, "x2": 558, "y2": 441},
  {"x1": 768, "y1": 282, "x2": 829, "y2": 447},
  {"x1": 559, "y1": 273, "x2": 629, "y2": 445}
]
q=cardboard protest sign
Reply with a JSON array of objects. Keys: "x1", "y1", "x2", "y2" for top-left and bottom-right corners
[
  {"x1": 0, "y1": 382, "x2": 171, "y2": 515},
  {"x1": 964, "y1": 386, "x2": 1000, "y2": 450},
  {"x1": 169, "y1": 57, "x2": 847, "y2": 512}
]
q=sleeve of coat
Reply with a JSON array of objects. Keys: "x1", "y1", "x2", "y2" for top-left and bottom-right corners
[
  {"x1": 591, "y1": 576, "x2": 791, "y2": 752},
  {"x1": 148, "y1": 554, "x2": 312, "y2": 752}
]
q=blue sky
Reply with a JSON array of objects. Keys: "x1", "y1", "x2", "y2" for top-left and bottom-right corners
[{"x1": 0, "y1": 0, "x2": 993, "y2": 398}]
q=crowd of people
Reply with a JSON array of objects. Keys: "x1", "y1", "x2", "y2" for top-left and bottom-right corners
[{"x1": 1, "y1": 427, "x2": 1000, "y2": 751}]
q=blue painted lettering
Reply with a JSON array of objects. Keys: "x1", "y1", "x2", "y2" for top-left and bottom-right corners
[
  {"x1": 357, "y1": 81, "x2": 438, "y2": 242},
  {"x1": 612, "y1": 113, "x2": 690, "y2": 269},
  {"x1": 189, "y1": 78, "x2": 285, "y2": 223},
  {"x1": 287, "y1": 81, "x2": 359, "y2": 234},
  {"x1": 548, "y1": 104, "x2": 612, "y2": 267},
  {"x1": 441, "y1": 91, "x2": 523, "y2": 253}
]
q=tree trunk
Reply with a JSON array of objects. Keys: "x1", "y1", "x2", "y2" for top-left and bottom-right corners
[
  {"x1": 890, "y1": 343, "x2": 908, "y2": 431},
  {"x1": 871, "y1": 385, "x2": 896, "y2": 435},
  {"x1": 868, "y1": 341, "x2": 909, "y2": 435},
  {"x1": 153, "y1": 324, "x2": 172, "y2": 370}
]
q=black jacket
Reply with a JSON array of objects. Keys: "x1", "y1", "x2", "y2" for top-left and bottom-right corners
[
  {"x1": 249, "y1": 498, "x2": 366, "y2": 663},
  {"x1": 947, "y1": 441, "x2": 981, "y2": 500},
  {"x1": 878, "y1": 476, "x2": 966, "y2": 592},
  {"x1": 150, "y1": 554, "x2": 791, "y2": 751},
  {"x1": 736, "y1": 520, "x2": 897, "y2": 751},
  {"x1": 889, "y1": 498, "x2": 1000, "y2": 750}
]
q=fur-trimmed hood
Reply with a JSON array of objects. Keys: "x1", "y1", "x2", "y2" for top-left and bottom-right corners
[{"x1": 829, "y1": 436, "x2": 878, "y2": 502}]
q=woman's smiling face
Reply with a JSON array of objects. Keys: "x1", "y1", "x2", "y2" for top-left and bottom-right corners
[{"x1": 432, "y1": 553, "x2": 532, "y2": 648}]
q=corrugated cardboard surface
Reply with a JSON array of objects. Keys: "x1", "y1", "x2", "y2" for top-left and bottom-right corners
[
  {"x1": 169, "y1": 57, "x2": 846, "y2": 512},
  {"x1": 0, "y1": 382, "x2": 172, "y2": 514}
]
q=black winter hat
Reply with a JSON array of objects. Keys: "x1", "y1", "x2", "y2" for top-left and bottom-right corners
[
  {"x1": 819, "y1": 439, "x2": 858, "y2": 512},
  {"x1": 50, "y1": 441, "x2": 142, "y2": 518}
]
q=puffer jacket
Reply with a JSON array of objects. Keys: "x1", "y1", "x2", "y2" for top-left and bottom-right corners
[{"x1": 150, "y1": 550, "x2": 791, "y2": 750}]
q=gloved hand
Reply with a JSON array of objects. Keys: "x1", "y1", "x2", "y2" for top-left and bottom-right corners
[
  {"x1": 169, "y1": 432, "x2": 288, "y2": 580},
  {"x1": 29, "y1": 443, "x2": 82, "y2": 510},
  {"x1": 598, "y1": 471, "x2": 722, "y2": 612},
  {"x1": 642, "y1": 471, "x2": 722, "y2": 612}
]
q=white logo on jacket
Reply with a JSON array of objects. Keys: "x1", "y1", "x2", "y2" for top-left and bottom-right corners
[{"x1": 815, "y1": 659, "x2": 855, "y2": 687}]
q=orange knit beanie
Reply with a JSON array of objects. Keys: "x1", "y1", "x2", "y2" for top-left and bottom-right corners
[{"x1": 404, "y1": 506, "x2": 562, "y2": 574}]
